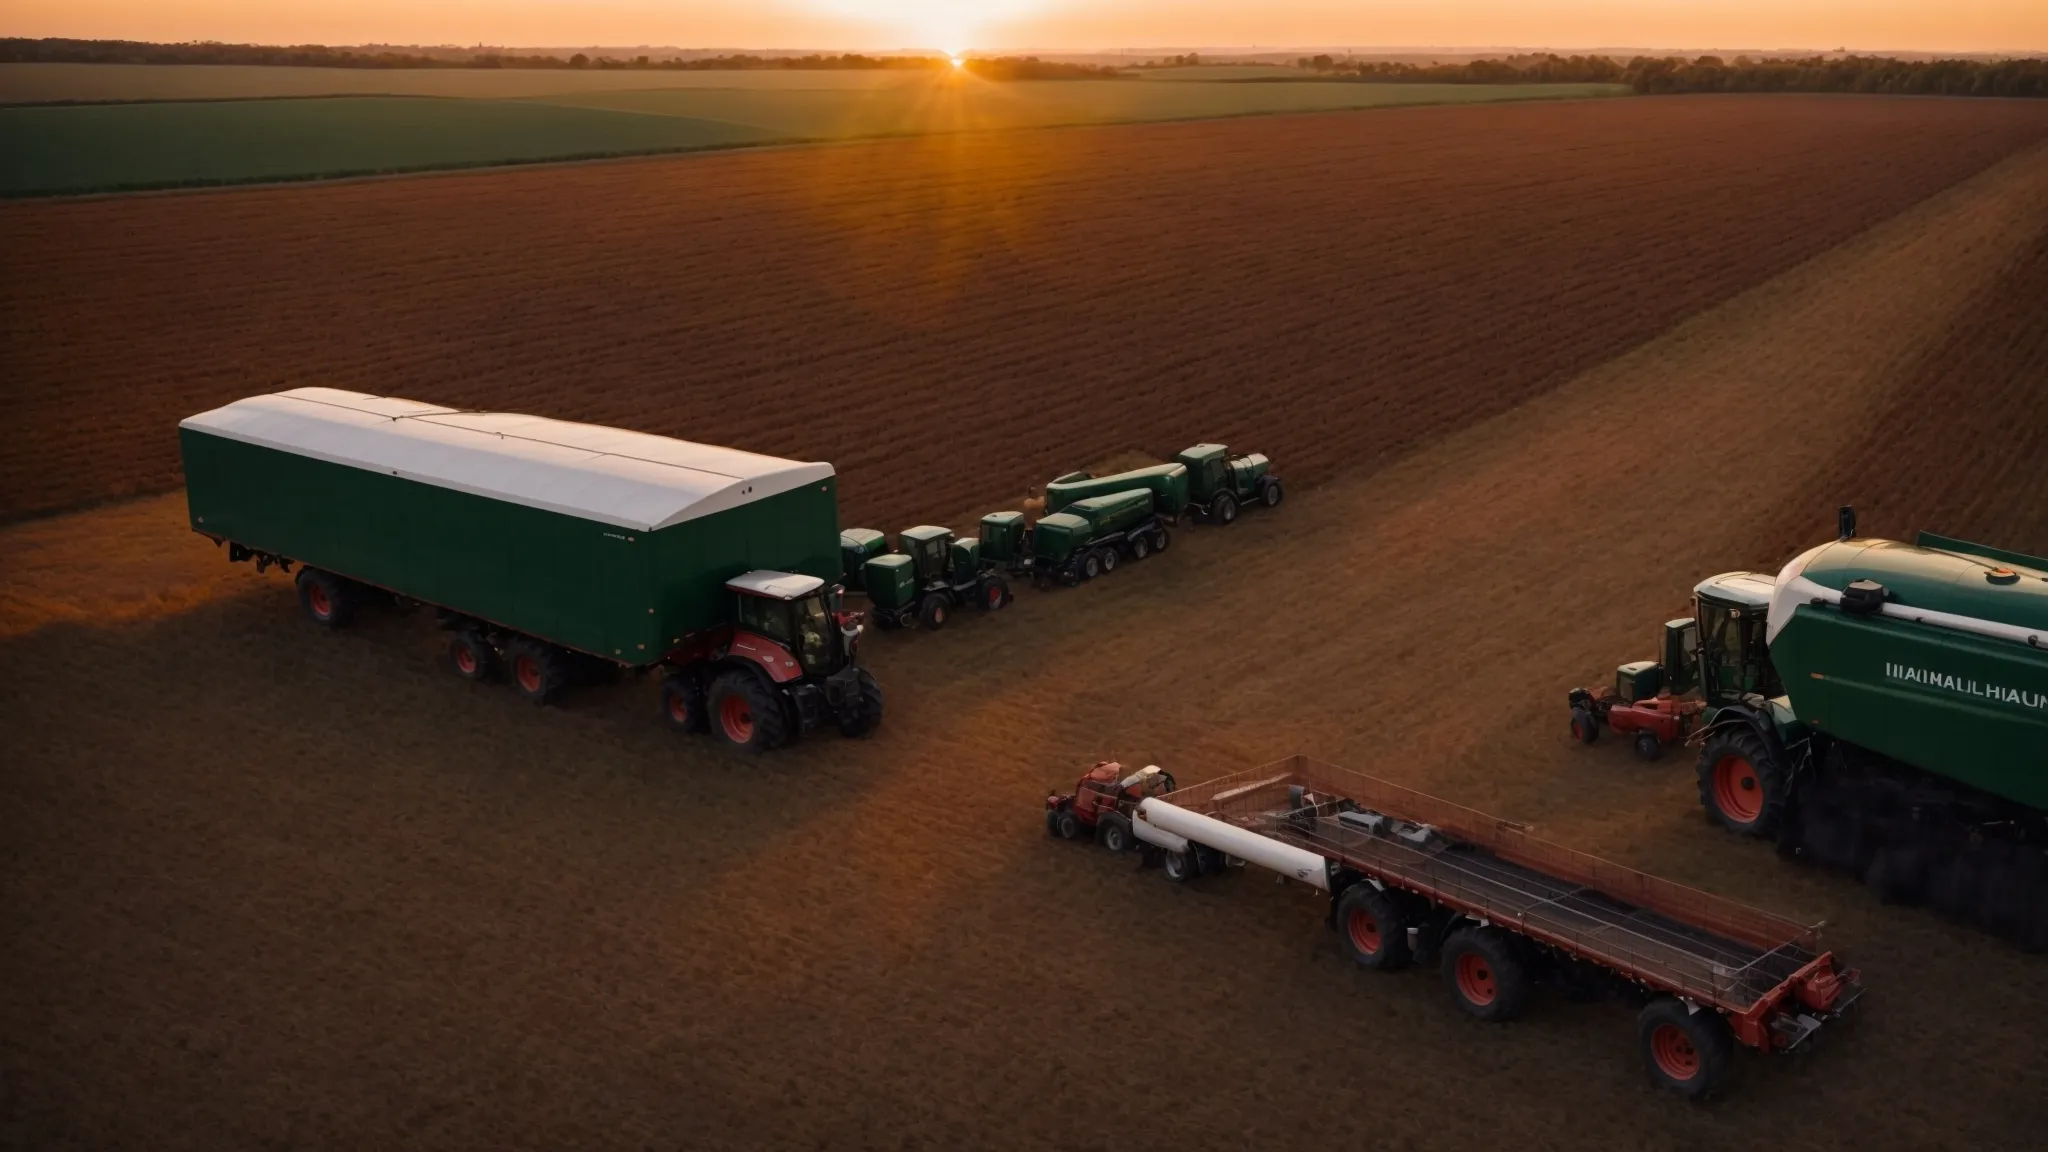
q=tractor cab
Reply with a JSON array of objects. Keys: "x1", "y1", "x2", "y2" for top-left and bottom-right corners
[
  {"x1": 725, "y1": 571, "x2": 853, "y2": 678},
  {"x1": 1176, "y1": 444, "x2": 1232, "y2": 501},
  {"x1": 899, "y1": 525, "x2": 955, "y2": 584},
  {"x1": 1692, "y1": 571, "x2": 1784, "y2": 705}
]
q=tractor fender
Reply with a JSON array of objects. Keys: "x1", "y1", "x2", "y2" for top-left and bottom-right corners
[
  {"x1": 1694, "y1": 700, "x2": 1816, "y2": 848},
  {"x1": 726, "y1": 629, "x2": 805, "y2": 684}
]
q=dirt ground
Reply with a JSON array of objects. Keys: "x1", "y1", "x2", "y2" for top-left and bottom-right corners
[{"x1": 5, "y1": 100, "x2": 2048, "y2": 1151}]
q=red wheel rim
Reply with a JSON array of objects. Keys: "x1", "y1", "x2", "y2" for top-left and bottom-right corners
[
  {"x1": 667, "y1": 692, "x2": 690, "y2": 724},
  {"x1": 307, "y1": 583, "x2": 332, "y2": 618},
  {"x1": 720, "y1": 694, "x2": 754, "y2": 743},
  {"x1": 1714, "y1": 755, "x2": 1763, "y2": 823},
  {"x1": 1347, "y1": 909, "x2": 1381, "y2": 954},
  {"x1": 515, "y1": 655, "x2": 542, "y2": 694},
  {"x1": 455, "y1": 645, "x2": 477, "y2": 675},
  {"x1": 1650, "y1": 1024, "x2": 1699, "y2": 1080},
  {"x1": 1456, "y1": 952, "x2": 1496, "y2": 1005}
]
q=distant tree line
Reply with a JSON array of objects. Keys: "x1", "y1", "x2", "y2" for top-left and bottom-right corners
[
  {"x1": 1292, "y1": 52, "x2": 2048, "y2": 98},
  {"x1": 0, "y1": 38, "x2": 1124, "y2": 78}
]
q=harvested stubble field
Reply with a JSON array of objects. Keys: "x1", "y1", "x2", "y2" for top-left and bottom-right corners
[{"x1": 6, "y1": 95, "x2": 2048, "y2": 1151}]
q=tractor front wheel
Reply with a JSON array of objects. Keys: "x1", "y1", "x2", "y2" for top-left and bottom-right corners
[
  {"x1": 1211, "y1": 492, "x2": 1239, "y2": 526},
  {"x1": 707, "y1": 670, "x2": 790, "y2": 754},
  {"x1": 1697, "y1": 726, "x2": 1786, "y2": 837},
  {"x1": 1633, "y1": 731, "x2": 1664, "y2": 762},
  {"x1": 980, "y1": 574, "x2": 1012, "y2": 611},
  {"x1": 1261, "y1": 478, "x2": 1284, "y2": 507},
  {"x1": 918, "y1": 592, "x2": 951, "y2": 630},
  {"x1": 837, "y1": 669, "x2": 885, "y2": 738},
  {"x1": 1053, "y1": 806, "x2": 1083, "y2": 840}
]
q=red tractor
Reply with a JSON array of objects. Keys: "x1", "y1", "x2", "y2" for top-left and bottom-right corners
[
  {"x1": 1569, "y1": 658, "x2": 1705, "y2": 761},
  {"x1": 1047, "y1": 761, "x2": 1178, "y2": 853}
]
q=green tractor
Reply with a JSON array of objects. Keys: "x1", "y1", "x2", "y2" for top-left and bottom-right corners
[
  {"x1": 849, "y1": 525, "x2": 1013, "y2": 631},
  {"x1": 1571, "y1": 508, "x2": 2048, "y2": 947}
]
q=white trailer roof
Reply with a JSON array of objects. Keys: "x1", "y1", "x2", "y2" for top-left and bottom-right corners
[{"x1": 179, "y1": 388, "x2": 834, "y2": 532}]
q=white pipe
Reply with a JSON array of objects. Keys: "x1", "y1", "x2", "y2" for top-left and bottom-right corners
[
  {"x1": 1136, "y1": 798, "x2": 1329, "y2": 890},
  {"x1": 1130, "y1": 812, "x2": 1189, "y2": 854}
]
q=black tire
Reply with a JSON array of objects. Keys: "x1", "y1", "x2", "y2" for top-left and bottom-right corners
[
  {"x1": 1054, "y1": 807, "x2": 1082, "y2": 841},
  {"x1": 1570, "y1": 707, "x2": 1600, "y2": 745},
  {"x1": 1045, "y1": 807, "x2": 1064, "y2": 838},
  {"x1": 1440, "y1": 927, "x2": 1530, "y2": 1022},
  {"x1": 980, "y1": 574, "x2": 1012, "y2": 612},
  {"x1": 1162, "y1": 849, "x2": 1197, "y2": 883},
  {"x1": 1696, "y1": 725, "x2": 1787, "y2": 837},
  {"x1": 504, "y1": 638, "x2": 569, "y2": 706},
  {"x1": 1633, "y1": 731, "x2": 1664, "y2": 762},
  {"x1": 1637, "y1": 998, "x2": 1735, "y2": 1101},
  {"x1": 295, "y1": 568, "x2": 356, "y2": 629},
  {"x1": 1153, "y1": 527, "x2": 1171, "y2": 552},
  {"x1": 1211, "y1": 492, "x2": 1239, "y2": 525},
  {"x1": 1080, "y1": 553, "x2": 1103, "y2": 581},
  {"x1": 1099, "y1": 548, "x2": 1118, "y2": 574},
  {"x1": 448, "y1": 632, "x2": 497, "y2": 682},
  {"x1": 1129, "y1": 534, "x2": 1151, "y2": 561},
  {"x1": 1099, "y1": 813, "x2": 1134, "y2": 854},
  {"x1": 837, "y1": 668, "x2": 885, "y2": 738},
  {"x1": 660, "y1": 673, "x2": 708, "y2": 732},
  {"x1": 1261, "y1": 477, "x2": 1284, "y2": 507},
  {"x1": 706, "y1": 669, "x2": 790, "y2": 754},
  {"x1": 1335, "y1": 883, "x2": 1413, "y2": 971},
  {"x1": 918, "y1": 592, "x2": 951, "y2": 631}
]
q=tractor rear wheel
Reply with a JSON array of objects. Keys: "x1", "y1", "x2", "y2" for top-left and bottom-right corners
[
  {"x1": 1633, "y1": 731, "x2": 1664, "y2": 761},
  {"x1": 1099, "y1": 814, "x2": 1134, "y2": 854},
  {"x1": 660, "y1": 673, "x2": 708, "y2": 733},
  {"x1": 1570, "y1": 707, "x2": 1599, "y2": 744},
  {"x1": 1335, "y1": 883, "x2": 1413, "y2": 971},
  {"x1": 1211, "y1": 492, "x2": 1239, "y2": 525},
  {"x1": 1053, "y1": 806, "x2": 1082, "y2": 840},
  {"x1": 1637, "y1": 998, "x2": 1735, "y2": 1101},
  {"x1": 918, "y1": 592, "x2": 950, "y2": 630},
  {"x1": 504, "y1": 638, "x2": 568, "y2": 706},
  {"x1": 1440, "y1": 927, "x2": 1530, "y2": 1022},
  {"x1": 837, "y1": 669, "x2": 885, "y2": 738},
  {"x1": 707, "y1": 670, "x2": 789, "y2": 754},
  {"x1": 295, "y1": 568, "x2": 357, "y2": 629},
  {"x1": 448, "y1": 632, "x2": 498, "y2": 682},
  {"x1": 1696, "y1": 726, "x2": 1786, "y2": 838}
]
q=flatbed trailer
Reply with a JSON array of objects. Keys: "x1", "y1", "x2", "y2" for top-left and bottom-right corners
[{"x1": 1116, "y1": 755, "x2": 1863, "y2": 1100}]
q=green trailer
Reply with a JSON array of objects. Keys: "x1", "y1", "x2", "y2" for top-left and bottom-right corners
[
  {"x1": 180, "y1": 387, "x2": 882, "y2": 753},
  {"x1": 1029, "y1": 489, "x2": 1174, "y2": 588},
  {"x1": 1041, "y1": 444, "x2": 1283, "y2": 527},
  {"x1": 1569, "y1": 508, "x2": 2047, "y2": 946}
]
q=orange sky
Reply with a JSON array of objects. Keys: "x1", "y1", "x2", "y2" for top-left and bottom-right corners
[{"x1": 8, "y1": 2, "x2": 2045, "y2": 54}]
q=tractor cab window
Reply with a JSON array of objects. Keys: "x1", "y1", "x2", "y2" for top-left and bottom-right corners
[
  {"x1": 790, "y1": 593, "x2": 842, "y2": 677},
  {"x1": 735, "y1": 594, "x2": 792, "y2": 645},
  {"x1": 1696, "y1": 603, "x2": 1781, "y2": 701}
]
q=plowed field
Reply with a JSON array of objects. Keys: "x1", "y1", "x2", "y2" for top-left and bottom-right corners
[
  {"x1": 5, "y1": 97, "x2": 2048, "y2": 1152},
  {"x1": 5, "y1": 94, "x2": 2048, "y2": 524}
]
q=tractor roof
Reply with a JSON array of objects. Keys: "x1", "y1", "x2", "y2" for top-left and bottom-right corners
[
  {"x1": 1177, "y1": 444, "x2": 1228, "y2": 464},
  {"x1": 899, "y1": 524, "x2": 953, "y2": 544},
  {"x1": 181, "y1": 388, "x2": 833, "y2": 533},
  {"x1": 839, "y1": 528, "x2": 887, "y2": 546},
  {"x1": 1694, "y1": 571, "x2": 1777, "y2": 608},
  {"x1": 725, "y1": 571, "x2": 826, "y2": 600}
]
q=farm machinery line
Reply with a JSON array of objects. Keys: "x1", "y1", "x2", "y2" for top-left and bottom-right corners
[
  {"x1": 839, "y1": 443, "x2": 1283, "y2": 622},
  {"x1": 1568, "y1": 507, "x2": 2048, "y2": 949},
  {"x1": 1048, "y1": 755, "x2": 1863, "y2": 1102}
]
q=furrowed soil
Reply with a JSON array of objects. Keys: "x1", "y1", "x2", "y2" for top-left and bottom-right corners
[
  {"x1": 6, "y1": 95, "x2": 2048, "y2": 524},
  {"x1": 6, "y1": 98, "x2": 2048, "y2": 1151}
]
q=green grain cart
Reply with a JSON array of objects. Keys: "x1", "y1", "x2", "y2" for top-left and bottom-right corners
[
  {"x1": 180, "y1": 388, "x2": 882, "y2": 754},
  {"x1": 1029, "y1": 489, "x2": 1173, "y2": 588},
  {"x1": 1572, "y1": 509, "x2": 2048, "y2": 946},
  {"x1": 1045, "y1": 444, "x2": 1283, "y2": 526}
]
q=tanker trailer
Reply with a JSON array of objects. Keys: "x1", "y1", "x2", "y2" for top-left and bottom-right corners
[
  {"x1": 1570, "y1": 509, "x2": 2047, "y2": 946},
  {"x1": 1044, "y1": 444, "x2": 1284, "y2": 527},
  {"x1": 1029, "y1": 489, "x2": 1172, "y2": 588},
  {"x1": 180, "y1": 387, "x2": 883, "y2": 755}
]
